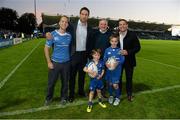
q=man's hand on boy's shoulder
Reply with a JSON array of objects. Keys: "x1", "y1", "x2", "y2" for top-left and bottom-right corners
[{"x1": 45, "y1": 32, "x2": 53, "y2": 40}]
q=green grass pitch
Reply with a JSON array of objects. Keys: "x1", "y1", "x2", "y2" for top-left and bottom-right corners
[{"x1": 0, "y1": 38, "x2": 179, "y2": 118}]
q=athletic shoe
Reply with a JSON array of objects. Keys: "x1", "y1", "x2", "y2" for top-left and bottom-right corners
[
  {"x1": 113, "y1": 98, "x2": 120, "y2": 106},
  {"x1": 99, "y1": 102, "x2": 107, "y2": 108},
  {"x1": 60, "y1": 99, "x2": 67, "y2": 105},
  {"x1": 108, "y1": 96, "x2": 114, "y2": 104},
  {"x1": 87, "y1": 105, "x2": 93, "y2": 112}
]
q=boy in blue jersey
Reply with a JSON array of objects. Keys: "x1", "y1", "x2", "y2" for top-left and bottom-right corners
[
  {"x1": 44, "y1": 16, "x2": 71, "y2": 105},
  {"x1": 103, "y1": 34, "x2": 125, "y2": 106},
  {"x1": 83, "y1": 49, "x2": 107, "y2": 112}
]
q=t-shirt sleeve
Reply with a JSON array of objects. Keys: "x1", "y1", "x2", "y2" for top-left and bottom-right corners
[
  {"x1": 45, "y1": 31, "x2": 55, "y2": 47},
  {"x1": 45, "y1": 39, "x2": 54, "y2": 47}
]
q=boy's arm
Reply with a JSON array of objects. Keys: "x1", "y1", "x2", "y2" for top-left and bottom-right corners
[
  {"x1": 83, "y1": 66, "x2": 97, "y2": 77},
  {"x1": 83, "y1": 66, "x2": 94, "y2": 74},
  {"x1": 83, "y1": 66, "x2": 89, "y2": 73}
]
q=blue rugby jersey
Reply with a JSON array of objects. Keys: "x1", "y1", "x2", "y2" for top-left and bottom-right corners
[
  {"x1": 85, "y1": 60, "x2": 105, "y2": 78},
  {"x1": 103, "y1": 47, "x2": 125, "y2": 83},
  {"x1": 103, "y1": 47, "x2": 125, "y2": 65},
  {"x1": 45, "y1": 30, "x2": 72, "y2": 63}
]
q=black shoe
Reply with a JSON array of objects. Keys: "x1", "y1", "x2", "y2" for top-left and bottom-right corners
[
  {"x1": 68, "y1": 97, "x2": 74, "y2": 103},
  {"x1": 128, "y1": 96, "x2": 134, "y2": 102}
]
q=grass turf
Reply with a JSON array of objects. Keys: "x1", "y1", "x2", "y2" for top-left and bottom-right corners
[{"x1": 0, "y1": 39, "x2": 179, "y2": 118}]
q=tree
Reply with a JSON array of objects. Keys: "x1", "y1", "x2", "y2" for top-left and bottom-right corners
[
  {"x1": 18, "y1": 13, "x2": 37, "y2": 34},
  {"x1": 0, "y1": 7, "x2": 18, "y2": 30}
]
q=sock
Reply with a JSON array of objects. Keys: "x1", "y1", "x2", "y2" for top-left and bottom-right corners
[
  {"x1": 88, "y1": 101, "x2": 93, "y2": 106},
  {"x1": 115, "y1": 88, "x2": 120, "y2": 98},
  {"x1": 108, "y1": 85, "x2": 113, "y2": 96}
]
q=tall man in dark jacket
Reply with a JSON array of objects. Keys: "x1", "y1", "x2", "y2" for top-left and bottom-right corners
[
  {"x1": 118, "y1": 19, "x2": 141, "y2": 101},
  {"x1": 68, "y1": 7, "x2": 93, "y2": 102}
]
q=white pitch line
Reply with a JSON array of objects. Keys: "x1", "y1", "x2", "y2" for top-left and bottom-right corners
[
  {"x1": 135, "y1": 84, "x2": 180, "y2": 95},
  {"x1": 0, "y1": 100, "x2": 86, "y2": 117},
  {"x1": 0, "y1": 84, "x2": 180, "y2": 117},
  {"x1": 138, "y1": 57, "x2": 180, "y2": 70},
  {"x1": 0, "y1": 40, "x2": 42, "y2": 89}
]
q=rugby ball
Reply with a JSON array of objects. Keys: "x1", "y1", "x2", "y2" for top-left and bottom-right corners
[
  {"x1": 106, "y1": 57, "x2": 118, "y2": 70},
  {"x1": 87, "y1": 62, "x2": 98, "y2": 78}
]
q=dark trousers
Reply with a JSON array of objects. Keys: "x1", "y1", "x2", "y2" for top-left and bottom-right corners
[
  {"x1": 46, "y1": 61, "x2": 70, "y2": 101},
  {"x1": 69, "y1": 51, "x2": 87, "y2": 98},
  {"x1": 119, "y1": 61, "x2": 134, "y2": 96}
]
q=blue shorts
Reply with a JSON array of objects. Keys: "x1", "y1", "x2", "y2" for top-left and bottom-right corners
[
  {"x1": 89, "y1": 79, "x2": 104, "y2": 91},
  {"x1": 105, "y1": 65, "x2": 121, "y2": 84}
]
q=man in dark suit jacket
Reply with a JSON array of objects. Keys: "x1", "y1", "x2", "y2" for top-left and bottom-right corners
[
  {"x1": 68, "y1": 7, "x2": 93, "y2": 102},
  {"x1": 118, "y1": 19, "x2": 141, "y2": 101}
]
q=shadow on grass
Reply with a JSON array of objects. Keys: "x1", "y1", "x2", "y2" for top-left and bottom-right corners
[
  {"x1": 133, "y1": 82, "x2": 152, "y2": 93},
  {"x1": 119, "y1": 82, "x2": 151, "y2": 101},
  {"x1": 120, "y1": 82, "x2": 152, "y2": 96},
  {"x1": 0, "y1": 98, "x2": 27, "y2": 111}
]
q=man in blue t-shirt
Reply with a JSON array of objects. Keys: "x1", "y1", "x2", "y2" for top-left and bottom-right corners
[{"x1": 44, "y1": 16, "x2": 71, "y2": 105}]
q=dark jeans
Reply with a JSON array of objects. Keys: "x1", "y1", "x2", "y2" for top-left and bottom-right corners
[
  {"x1": 46, "y1": 61, "x2": 70, "y2": 101},
  {"x1": 69, "y1": 51, "x2": 87, "y2": 98},
  {"x1": 119, "y1": 61, "x2": 134, "y2": 96}
]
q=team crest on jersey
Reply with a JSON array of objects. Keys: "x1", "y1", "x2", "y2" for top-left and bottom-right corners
[{"x1": 108, "y1": 52, "x2": 111, "y2": 55}]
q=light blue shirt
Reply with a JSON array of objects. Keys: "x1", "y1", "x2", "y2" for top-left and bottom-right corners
[{"x1": 45, "y1": 30, "x2": 72, "y2": 63}]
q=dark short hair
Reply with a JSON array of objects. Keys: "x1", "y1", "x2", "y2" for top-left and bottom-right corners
[
  {"x1": 118, "y1": 18, "x2": 128, "y2": 24},
  {"x1": 80, "y1": 7, "x2": 90, "y2": 16}
]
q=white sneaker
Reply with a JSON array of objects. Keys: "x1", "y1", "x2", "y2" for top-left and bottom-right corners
[
  {"x1": 113, "y1": 98, "x2": 120, "y2": 106},
  {"x1": 108, "y1": 96, "x2": 114, "y2": 104}
]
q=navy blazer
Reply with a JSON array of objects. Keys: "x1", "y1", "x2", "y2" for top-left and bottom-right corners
[
  {"x1": 118, "y1": 30, "x2": 141, "y2": 67},
  {"x1": 67, "y1": 21, "x2": 93, "y2": 56}
]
